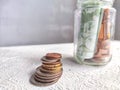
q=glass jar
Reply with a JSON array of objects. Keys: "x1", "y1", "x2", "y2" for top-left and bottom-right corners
[{"x1": 74, "y1": 0, "x2": 116, "y2": 65}]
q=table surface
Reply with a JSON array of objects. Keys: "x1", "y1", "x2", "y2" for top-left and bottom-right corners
[{"x1": 0, "y1": 41, "x2": 120, "y2": 90}]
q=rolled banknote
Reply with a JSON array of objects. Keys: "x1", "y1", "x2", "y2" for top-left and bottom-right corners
[{"x1": 76, "y1": 0, "x2": 104, "y2": 61}]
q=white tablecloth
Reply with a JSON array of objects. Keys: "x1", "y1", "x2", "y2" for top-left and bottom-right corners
[{"x1": 0, "y1": 41, "x2": 120, "y2": 90}]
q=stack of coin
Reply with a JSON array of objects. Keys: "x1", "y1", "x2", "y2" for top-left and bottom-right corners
[{"x1": 30, "y1": 53, "x2": 63, "y2": 86}]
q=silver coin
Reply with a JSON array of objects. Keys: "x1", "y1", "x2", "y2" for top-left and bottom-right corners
[{"x1": 30, "y1": 75, "x2": 59, "y2": 86}]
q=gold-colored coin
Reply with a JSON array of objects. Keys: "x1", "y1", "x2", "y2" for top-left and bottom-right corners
[
  {"x1": 42, "y1": 63, "x2": 62, "y2": 68},
  {"x1": 40, "y1": 66, "x2": 63, "y2": 74}
]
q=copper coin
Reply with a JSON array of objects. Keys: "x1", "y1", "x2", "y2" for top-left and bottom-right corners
[
  {"x1": 42, "y1": 61, "x2": 61, "y2": 65},
  {"x1": 42, "y1": 60, "x2": 61, "y2": 65},
  {"x1": 42, "y1": 59, "x2": 61, "y2": 64},
  {"x1": 46, "y1": 53, "x2": 62, "y2": 59},
  {"x1": 41, "y1": 56, "x2": 60, "y2": 63}
]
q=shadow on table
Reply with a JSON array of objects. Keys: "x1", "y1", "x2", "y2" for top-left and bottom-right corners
[
  {"x1": 62, "y1": 54, "x2": 81, "y2": 67},
  {"x1": 62, "y1": 55, "x2": 105, "y2": 68}
]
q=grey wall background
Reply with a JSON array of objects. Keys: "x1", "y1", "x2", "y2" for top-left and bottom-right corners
[
  {"x1": 0, "y1": 0, "x2": 119, "y2": 46},
  {"x1": 114, "y1": 0, "x2": 120, "y2": 40},
  {"x1": 0, "y1": 0, "x2": 76, "y2": 46}
]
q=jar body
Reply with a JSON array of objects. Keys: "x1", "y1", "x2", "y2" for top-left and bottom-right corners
[{"x1": 74, "y1": 5, "x2": 116, "y2": 65}]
